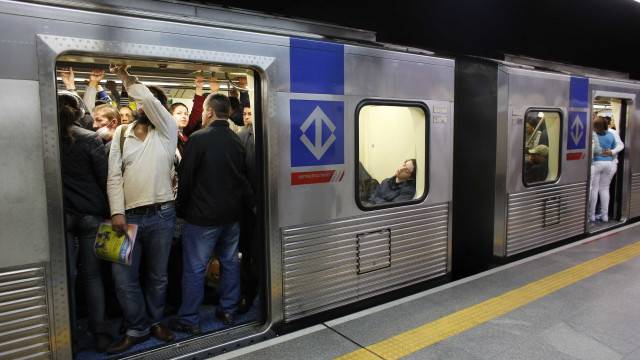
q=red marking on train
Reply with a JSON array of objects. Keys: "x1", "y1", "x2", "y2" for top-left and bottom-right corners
[
  {"x1": 566, "y1": 152, "x2": 583, "y2": 160},
  {"x1": 291, "y1": 170, "x2": 335, "y2": 185}
]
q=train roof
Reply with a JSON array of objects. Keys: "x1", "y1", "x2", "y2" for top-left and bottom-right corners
[{"x1": 27, "y1": 0, "x2": 378, "y2": 42}]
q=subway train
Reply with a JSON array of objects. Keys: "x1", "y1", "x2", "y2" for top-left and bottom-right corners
[{"x1": 0, "y1": 0, "x2": 638, "y2": 359}]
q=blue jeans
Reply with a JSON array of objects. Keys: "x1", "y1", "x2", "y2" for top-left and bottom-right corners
[
  {"x1": 178, "y1": 222, "x2": 241, "y2": 326},
  {"x1": 112, "y1": 203, "x2": 175, "y2": 337},
  {"x1": 65, "y1": 213, "x2": 108, "y2": 334}
]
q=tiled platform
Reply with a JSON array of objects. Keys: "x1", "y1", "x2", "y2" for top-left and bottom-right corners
[{"x1": 217, "y1": 222, "x2": 640, "y2": 360}]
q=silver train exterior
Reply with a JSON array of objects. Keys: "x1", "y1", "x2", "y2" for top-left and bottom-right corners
[
  {"x1": 0, "y1": 0, "x2": 454, "y2": 358},
  {"x1": 453, "y1": 56, "x2": 640, "y2": 274}
]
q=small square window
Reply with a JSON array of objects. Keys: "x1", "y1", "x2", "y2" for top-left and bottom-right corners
[
  {"x1": 523, "y1": 110, "x2": 562, "y2": 186},
  {"x1": 356, "y1": 102, "x2": 428, "y2": 209}
]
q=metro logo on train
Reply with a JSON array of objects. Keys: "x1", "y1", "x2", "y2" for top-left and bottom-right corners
[{"x1": 567, "y1": 111, "x2": 587, "y2": 150}]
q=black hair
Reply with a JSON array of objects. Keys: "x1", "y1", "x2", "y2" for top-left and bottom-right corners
[
  {"x1": 406, "y1": 158, "x2": 417, "y2": 180},
  {"x1": 58, "y1": 104, "x2": 82, "y2": 143},
  {"x1": 170, "y1": 102, "x2": 188, "y2": 114},
  {"x1": 204, "y1": 93, "x2": 231, "y2": 119},
  {"x1": 229, "y1": 96, "x2": 241, "y2": 112},
  {"x1": 147, "y1": 85, "x2": 168, "y2": 110}
]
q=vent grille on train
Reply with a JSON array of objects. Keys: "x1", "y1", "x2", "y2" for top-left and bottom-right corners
[
  {"x1": 282, "y1": 203, "x2": 449, "y2": 321},
  {"x1": 629, "y1": 173, "x2": 640, "y2": 219},
  {"x1": 0, "y1": 266, "x2": 50, "y2": 360},
  {"x1": 506, "y1": 182, "x2": 587, "y2": 256}
]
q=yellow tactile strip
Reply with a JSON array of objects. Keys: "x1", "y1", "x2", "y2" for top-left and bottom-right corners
[{"x1": 335, "y1": 240, "x2": 640, "y2": 360}]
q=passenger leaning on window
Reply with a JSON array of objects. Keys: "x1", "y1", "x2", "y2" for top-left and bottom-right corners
[
  {"x1": 368, "y1": 159, "x2": 417, "y2": 205},
  {"x1": 58, "y1": 98, "x2": 112, "y2": 352},
  {"x1": 589, "y1": 116, "x2": 618, "y2": 223},
  {"x1": 106, "y1": 64, "x2": 178, "y2": 353},
  {"x1": 171, "y1": 94, "x2": 254, "y2": 333}
]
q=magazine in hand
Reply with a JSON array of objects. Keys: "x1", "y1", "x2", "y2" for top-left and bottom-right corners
[{"x1": 94, "y1": 221, "x2": 138, "y2": 265}]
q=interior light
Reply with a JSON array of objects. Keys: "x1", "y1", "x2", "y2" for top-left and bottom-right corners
[{"x1": 537, "y1": 112, "x2": 544, "y2": 118}]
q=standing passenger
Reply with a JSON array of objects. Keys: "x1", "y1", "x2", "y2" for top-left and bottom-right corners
[
  {"x1": 171, "y1": 94, "x2": 254, "y2": 333},
  {"x1": 58, "y1": 99, "x2": 112, "y2": 352},
  {"x1": 589, "y1": 116, "x2": 617, "y2": 223},
  {"x1": 106, "y1": 64, "x2": 177, "y2": 353},
  {"x1": 119, "y1": 106, "x2": 135, "y2": 124},
  {"x1": 237, "y1": 105, "x2": 259, "y2": 313}
]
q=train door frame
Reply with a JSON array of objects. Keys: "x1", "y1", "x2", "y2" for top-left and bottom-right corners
[
  {"x1": 587, "y1": 91, "x2": 635, "y2": 232},
  {"x1": 37, "y1": 34, "x2": 276, "y2": 359}
]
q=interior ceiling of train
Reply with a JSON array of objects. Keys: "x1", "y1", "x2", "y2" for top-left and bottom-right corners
[{"x1": 56, "y1": 55, "x2": 250, "y2": 96}]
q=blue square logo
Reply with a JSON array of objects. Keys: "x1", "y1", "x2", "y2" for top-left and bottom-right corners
[
  {"x1": 570, "y1": 77, "x2": 589, "y2": 108},
  {"x1": 290, "y1": 38, "x2": 344, "y2": 95},
  {"x1": 567, "y1": 111, "x2": 587, "y2": 150},
  {"x1": 290, "y1": 100, "x2": 344, "y2": 167}
]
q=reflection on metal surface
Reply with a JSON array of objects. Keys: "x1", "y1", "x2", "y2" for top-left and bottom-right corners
[
  {"x1": 630, "y1": 173, "x2": 640, "y2": 218},
  {"x1": 0, "y1": 265, "x2": 50, "y2": 360},
  {"x1": 507, "y1": 182, "x2": 587, "y2": 256},
  {"x1": 282, "y1": 203, "x2": 449, "y2": 321}
]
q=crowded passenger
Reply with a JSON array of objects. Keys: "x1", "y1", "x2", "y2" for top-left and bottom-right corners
[
  {"x1": 524, "y1": 144, "x2": 549, "y2": 183},
  {"x1": 607, "y1": 116, "x2": 624, "y2": 165},
  {"x1": 589, "y1": 116, "x2": 618, "y2": 223},
  {"x1": 58, "y1": 95, "x2": 112, "y2": 352},
  {"x1": 57, "y1": 67, "x2": 95, "y2": 130},
  {"x1": 119, "y1": 106, "x2": 135, "y2": 124},
  {"x1": 368, "y1": 159, "x2": 417, "y2": 205},
  {"x1": 106, "y1": 64, "x2": 177, "y2": 353},
  {"x1": 172, "y1": 94, "x2": 254, "y2": 333},
  {"x1": 92, "y1": 104, "x2": 121, "y2": 153},
  {"x1": 237, "y1": 105, "x2": 259, "y2": 313}
]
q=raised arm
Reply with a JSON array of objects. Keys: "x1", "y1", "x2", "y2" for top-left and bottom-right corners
[
  {"x1": 611, "y1": 129, "x2": 624, "y2": 155},
  {"x1": 58, "y1": 67, "x2": 77, "y2": 94},
  {"x1": 82, "y1": 69, "x2": 105, "y2": 113},
  {"x1": 110, "y1": 64, "x2": 177, "y2": 139}
]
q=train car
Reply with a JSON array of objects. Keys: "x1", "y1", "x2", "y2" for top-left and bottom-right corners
[
  {"x1": 453, "y1": 55, "x2": 640, "y2": 275},
  {"x1": 0, "y1": 0, "x2": 454, "y2": 358}
]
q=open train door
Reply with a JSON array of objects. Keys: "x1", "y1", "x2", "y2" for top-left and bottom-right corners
[{"x1": 587, "y1": 90, "x2": 635, "y2": 232}]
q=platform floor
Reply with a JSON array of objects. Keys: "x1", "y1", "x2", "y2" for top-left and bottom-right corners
[{"x1": 216, "y1": 222, "x2": 640, "y2": 360}]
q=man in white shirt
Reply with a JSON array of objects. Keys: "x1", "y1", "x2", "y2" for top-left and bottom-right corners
[{"x1": 106, "y1": 65, "x2": 177, "y2": 353}]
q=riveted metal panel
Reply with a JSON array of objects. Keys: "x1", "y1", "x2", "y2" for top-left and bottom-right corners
[
  {"x1": 282, "y1": 203, "x2": 449, "y2": 321},
  {"x1": 630, "y1": 173, "x2": 640, "y2": 219},
  {"x1": 506, "y1": 182, "x2": 587, "y2": 256},
  {"x1": 0, "y1": 265, "x2": 50, "y2": 360}
]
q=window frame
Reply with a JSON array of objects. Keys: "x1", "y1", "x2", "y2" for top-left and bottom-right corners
[
  {"x1": 354, "y1": 99, "x2": 430, "y2": 211},
  {"x1": 522, "y1": 107, "x2": 563, "y2": 187}
]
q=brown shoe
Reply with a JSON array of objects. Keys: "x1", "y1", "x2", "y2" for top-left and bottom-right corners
[
  {"x1": 106, "y1": 334, "x2": 150, "y2": 354},
  {"x1": 150, "y1": 323, "x2": 175, "y2": 342}
]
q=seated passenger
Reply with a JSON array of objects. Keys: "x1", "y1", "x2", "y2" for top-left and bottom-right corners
[
  {"x1": 525, "y1": 118, "x2": 548, "y2": 150},
  {"x1": 368, "y1": 159, "x2": 417, "y2": 205},
  {"x1": 524, "y1": 144, "x2": 549, "y2": 183}
]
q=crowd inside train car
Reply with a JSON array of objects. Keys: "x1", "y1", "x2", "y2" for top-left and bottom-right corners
[{"x1": 56, "y1": 64, "x2": 258, "y2": 356}]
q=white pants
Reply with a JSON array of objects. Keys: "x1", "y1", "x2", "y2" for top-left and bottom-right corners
[{"x1": 589, "y1": 161, "x2": 617, "y2": 221}]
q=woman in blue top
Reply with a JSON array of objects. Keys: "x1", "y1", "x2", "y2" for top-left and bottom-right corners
[{"x1": 589, "y1": 116, "x2": 617, "y2": 222}]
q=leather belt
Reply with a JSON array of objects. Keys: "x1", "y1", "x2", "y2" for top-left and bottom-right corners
[{"x1": 126, "y1": 201, "x2": 174, "y2": 216}]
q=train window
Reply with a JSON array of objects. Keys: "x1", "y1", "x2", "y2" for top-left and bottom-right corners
[
  {"x1": 523, "y1": 110, "x2": 562, "y2": 186},
  {"x1": 356, "y1": 101, "x2": 428, "y2": 209}
]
